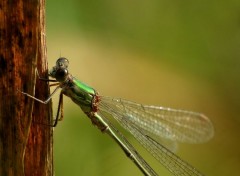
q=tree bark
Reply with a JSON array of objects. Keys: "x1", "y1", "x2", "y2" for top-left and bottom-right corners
[{"x1": 0, "y1": 0, "x2": 53, "y2": 176}]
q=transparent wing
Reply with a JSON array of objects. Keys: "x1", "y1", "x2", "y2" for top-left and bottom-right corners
[
  {"x1": 96, "y1": 111, "x2": 158, "y2": 176},
  {"x1": 98, "y1": 96, "x2": 209, "y2": 176},
  {"x1": 116, "y1": 118, "x2": 203, "y2": 176},
  {"x1": 99, "y1": 96, "x2": 214, "y2": 143}
]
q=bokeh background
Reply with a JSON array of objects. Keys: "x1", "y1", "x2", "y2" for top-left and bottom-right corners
[{"x1": 46, "y1": 1, "x2": 240, "y2": 176}]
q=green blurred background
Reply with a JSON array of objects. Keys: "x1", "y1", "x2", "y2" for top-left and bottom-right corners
[{"x1": 46, "y1": 1, "x2": 240, "y2": 176}]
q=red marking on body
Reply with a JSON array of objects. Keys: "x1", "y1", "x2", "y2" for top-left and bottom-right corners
[{"x1": 92, "y1": 92, "x2": 100, "y2": 112}]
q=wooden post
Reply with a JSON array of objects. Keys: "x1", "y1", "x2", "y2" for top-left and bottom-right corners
[{"x1": 0, "y1": 0, "x2": 53, "y2": 176}]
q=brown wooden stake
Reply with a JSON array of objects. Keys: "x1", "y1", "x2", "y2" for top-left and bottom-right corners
[{"x1": 0, "y1": 0, "x2": 53, "y2": 176}]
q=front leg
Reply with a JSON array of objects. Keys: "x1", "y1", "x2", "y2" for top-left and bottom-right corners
[{"x1": 18, "y1": 86, "x2": 61, "y2": 104}]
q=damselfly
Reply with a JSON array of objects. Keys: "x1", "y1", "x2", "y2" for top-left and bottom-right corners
[{"x1": 19, "y1": 57, "x2": 214, "y2": 176}]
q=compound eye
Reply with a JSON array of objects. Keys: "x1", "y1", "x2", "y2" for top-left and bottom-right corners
[
  {"x1": 55, "y1": 68, "x2": 68, "y2": 82},
  {"x1": 56, "y1": 57, "x2": 69, "y2": 68}
]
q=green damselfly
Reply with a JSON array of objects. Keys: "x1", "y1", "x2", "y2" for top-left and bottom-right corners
[{"x1": 20, "y1": 58, "x2": 214, "y2": 176}]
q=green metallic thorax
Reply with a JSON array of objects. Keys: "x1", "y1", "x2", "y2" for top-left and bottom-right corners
[{"x1": 61, "y1": 77, "x2": 96, "y2": 113}]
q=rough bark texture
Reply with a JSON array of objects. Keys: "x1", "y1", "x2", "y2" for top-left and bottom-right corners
[{"x1": 0, "y1": 0, "x2": 53, "y2": 176}]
